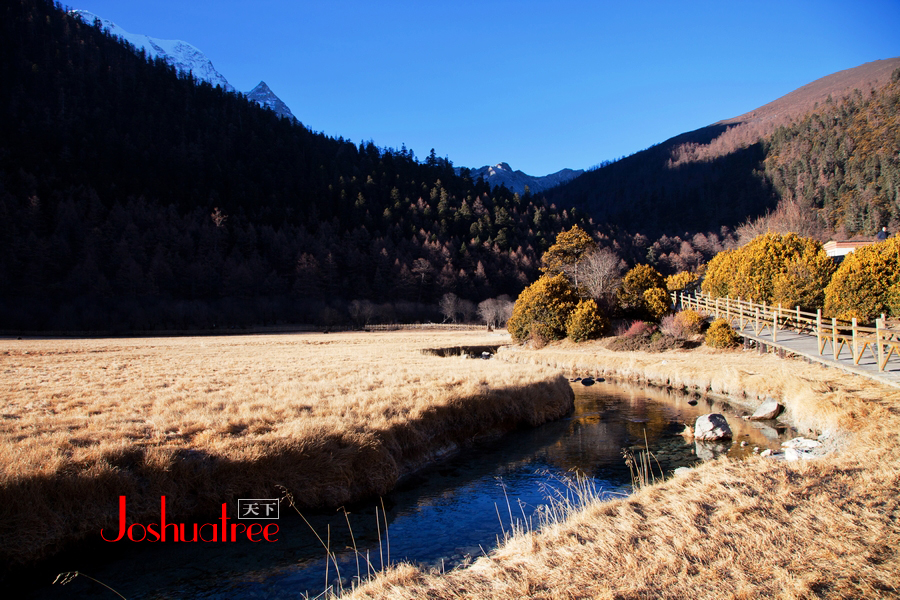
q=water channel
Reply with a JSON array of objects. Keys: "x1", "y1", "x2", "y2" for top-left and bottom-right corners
[{"x1": 24, "y1": 380, "x2": 792, "y2": 599}]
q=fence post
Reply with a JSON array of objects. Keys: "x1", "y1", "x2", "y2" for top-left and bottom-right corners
[
  {"x1": 852, "y1": 317, "x2": 858, "y2": 364},
  {"x1": 773, "y1": 303, "x2": 778, "y2": 343},
  {"x1": 816, "y1": 309, "x2": 823, "y2": 354},
  {"x1": 755, "y1": 305, "x2": 760, "y2": 334},
  {"x1": 877, "y1": 317, "x2": 884, "y2": 372},
  {"x1": 832, "y1": 318, "x2": 839, "y2": 360},
  {"x1": 796, "y1": 306, "x2": 801, "y2": 332}
]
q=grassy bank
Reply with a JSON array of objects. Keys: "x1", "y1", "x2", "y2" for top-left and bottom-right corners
[
  {"x1": 0, "y1": 331, "x2": 573, "y2": 567},
  {"x1": 348, "y1": 342, "x2": 900, "y2": 599}
]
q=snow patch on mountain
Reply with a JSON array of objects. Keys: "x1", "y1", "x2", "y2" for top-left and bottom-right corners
[
  {"x1": 70, "y1": 10, "x2": 233, "y2": 91},
  {"x1": 70, "y1": 10, "x2": 296, "y2": 121},
  {"x1": 460, "y1": 163, "x2": 584, "y2": 195}
]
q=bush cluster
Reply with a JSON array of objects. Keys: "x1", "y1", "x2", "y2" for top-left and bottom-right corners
[
  {"x1": 660, "y1": 309, "x2": 705, "y2": 339},
  {"x1": 705, "y1": 318, "x2": 740, "y2": 348},
  {"x1": 824, "y1": 237, "x2": 900, "y2": 322},
  {"x1": 643, "y1": 287, "x2": 671, "y2": 320},
  {"x1": 565, "y1": 299, "x2": 609, "y2": 342},
  {"x1": 607, "y1": 320, "x2": 684, "y2": 352},
  {"x1": 666, "y1": 271, "x2": 699, "y2": 292},
  {"x1": 702, "y1": 232, "x2": 835, "y2": 311},
  {"x1": 618, "y1": 265, "x2": 669, "y2": 319},
  {"x1": 507, "y1": 274, "x2": 579, "y2": 343},
  {"x1": 676, "y1": 309, "x2": 705, "y2": 334}
]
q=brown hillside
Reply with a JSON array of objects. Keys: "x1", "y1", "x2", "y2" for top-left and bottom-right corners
[
  {"x1": 719, "y1": 57, "x2": 900, "y2": 127},
  {"x1": 669, "y1": 57, "x2": 900, "y2": 166}
]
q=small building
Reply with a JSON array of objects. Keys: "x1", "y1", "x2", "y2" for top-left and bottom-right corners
[{"x1": 823, "y1": 240, "x2": 875, "y2": 259}]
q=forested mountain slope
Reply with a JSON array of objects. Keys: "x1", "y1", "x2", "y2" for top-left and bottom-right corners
[
  {"x1": 546, "y1": 58, "x2": 900, "y2": 238},
  {"x1": 763, "y1": 72, "x2": 900, "y2": 235},
  {"x1": 0, "y1": 0, "x2": 584, "y2": 330}
]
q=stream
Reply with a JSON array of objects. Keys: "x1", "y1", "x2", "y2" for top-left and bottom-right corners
[{"x1": 23, "y1": 380, "x2": 792, "y2": 599}]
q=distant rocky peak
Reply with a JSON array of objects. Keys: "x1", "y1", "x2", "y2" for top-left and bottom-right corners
[
  {"x1": 246, "y1": 81, "x2": 296, "y2": 121},
  {"x1": 462, "y1": 162, "x2": 584, "y2": 195}
]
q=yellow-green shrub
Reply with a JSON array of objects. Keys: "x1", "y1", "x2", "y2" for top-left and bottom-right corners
[
  {"x1": 705, "y1": 318, "x2": 740, "y2": 348},
  {"x1": 702, "y1": 248, "x2": 738, "y2": 298},
  {"x1": 674, "y1": 309, "x2": 704, "y2": 334},
  {"x1": 617, "y1": 264, "x2": 666, "y2": 318},
  {"x1": 508, "y1": 274, "x2": 579, "y2": 342},
  {"x1": 702, "y1": 233, "x2": 834, "y2": 311},
  {"x1": 824, "y1": 237, "x2": 900, "y2": 322},
  {"x1": 643, "y1": 287, "x2": 671, "y2": 320},
  {"x1": 565, "y1": 299, "x2": 609, "y2": 342},
  {"x1": 666, "y1": 271, "x2": 699, "y2": 291}
]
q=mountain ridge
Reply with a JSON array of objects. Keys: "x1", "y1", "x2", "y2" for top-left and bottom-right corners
[
  {"x1": 546, "y1": 57, "x2": 900, "y2": 236},
  {"x1": 70, "y1": 9, "x2": 296, "y2": 120},
  {"x1": 459, "y1": 162, "x2": 584, "y2": 195}
]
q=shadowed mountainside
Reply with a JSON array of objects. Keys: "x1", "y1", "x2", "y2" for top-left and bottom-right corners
[{"x1": 547, "y1": 58, "x2": 900, "y2": 237}]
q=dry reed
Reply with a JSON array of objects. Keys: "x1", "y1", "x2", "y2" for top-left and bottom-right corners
[
  {"x1": 0, "y1": 330, "x2": 573, "y2": 567},
  {"x1": 347, "y1": 341, "x2": 900, "y2": 599}
]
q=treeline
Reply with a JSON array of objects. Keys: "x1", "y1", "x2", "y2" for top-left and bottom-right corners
[
  {"x1": 0, "y1": 0, "x2": 584, "y2": 331},
  {"x1": 762, "y1": 71, "x2": 900, "y2": 236}
]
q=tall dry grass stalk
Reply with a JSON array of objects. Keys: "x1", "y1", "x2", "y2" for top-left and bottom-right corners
[
  {"x1": 624, "y1": 431, "x2": 664, "y2": 491},
  {"x1": 0, "y1": 331, "x2": 572, "y2": 567},
  {"x1": 347, "y1": 341, "x2": 900, "y2": 599}
]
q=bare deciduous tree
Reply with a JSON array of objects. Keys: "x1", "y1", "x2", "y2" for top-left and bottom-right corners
[
  {"x1": 579, "y1": 247, "x2": 624, "y2": 309},
  {"x1": 349, "y1": 299, "x2": 376, "y2": 326},
  {"x1": 495, "y1": 295, "x2": 514, "y2": 326},
  {"x1": 459, "y1": 299, "x2": 477, "y2": 323},
  {"x1": 478, "y1": 296, "x2": 515, "y2": 328},
  {"x1": 439, "y1": 292, "x2": 461, "y2": 323},
  {"x1": 478, "y1": 298, "x2": 500, "y2": 328}
]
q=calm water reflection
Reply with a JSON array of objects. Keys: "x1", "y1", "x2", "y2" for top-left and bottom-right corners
[{"x1": 24, "y1": 381, "x2": 790, "y2": 599}]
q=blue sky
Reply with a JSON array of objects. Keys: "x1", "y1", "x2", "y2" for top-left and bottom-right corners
[{"x1": 69, "y1": 0, "x2": 900, "y2": 176}]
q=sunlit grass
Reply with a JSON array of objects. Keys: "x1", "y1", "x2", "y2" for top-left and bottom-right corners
[
  {"x1": 347, "y1": 341, "x2": 900, "y2": 599},
  {"x1": 0, "y1": 330, "x2": 572, "y2": 565}
]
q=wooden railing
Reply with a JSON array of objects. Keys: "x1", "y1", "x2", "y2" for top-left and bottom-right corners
[{"x1": 672, "y1": 291, "x2": 900, "y2": 372}]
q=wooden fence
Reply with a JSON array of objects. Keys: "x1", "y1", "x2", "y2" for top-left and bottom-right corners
[
  {"x1": 364, "y1": 323, "x2": 491, "y2": 332},
  {"x1": 672, "y1": 291, "x2": 900, "y2": 372}
]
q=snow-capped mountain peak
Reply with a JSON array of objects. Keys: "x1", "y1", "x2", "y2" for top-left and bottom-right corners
[
  {"x1": 70, "y1": 10, "x2": 233, "y2": 92},
  {"x1": 70, "y1": 10, "x2": 297, "y2": 121},
  {"x1": 246, "y1": 81, "x2": 296, "y2": 121}
]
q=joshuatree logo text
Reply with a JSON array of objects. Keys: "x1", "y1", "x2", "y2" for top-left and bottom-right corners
[{"x1": 101, "y1": 496, "x2": 279, "y2": 543}]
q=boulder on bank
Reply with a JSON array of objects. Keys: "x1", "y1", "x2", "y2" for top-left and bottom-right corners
[
  {"x1": 782, "y1": 437, "x2": 822, "y2": 451},
  {"x1": 749, "y1": 398, "x2": 784, "y2": 421},
  {"x1": 581, "y1": 377, "x2": 595, "y2": 386},
  {"x1": 694, "y1": 413, "x2": 732, "y2": 441}
]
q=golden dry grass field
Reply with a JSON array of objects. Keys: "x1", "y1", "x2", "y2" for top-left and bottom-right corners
[
  {"x1": 349, "y1": 342, "x2": 900, "y2": 599},
  {"x1": 0, "y1": 330, "x2": 572, "y2": 566}
]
